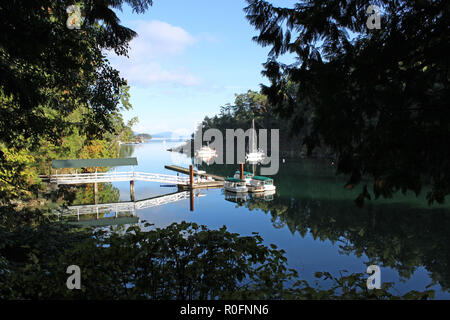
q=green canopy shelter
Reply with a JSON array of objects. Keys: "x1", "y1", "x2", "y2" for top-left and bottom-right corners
[{"x1": 52, "y1": 157, "x2": 138, "y2": 169}]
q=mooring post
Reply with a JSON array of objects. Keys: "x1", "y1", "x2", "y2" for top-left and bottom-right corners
[
  {"x1": 240, "y1": 163, "x2": 244, "y2": 180},
  {"x1": 130, "y1": 180, "x2": 135, "y2": 202},
  {"x1": 190, "y1": 189, "x2": 194, "y2": 212},
  {"x1": 189, "y1": 165, "x2": 194, "y2": 189}
]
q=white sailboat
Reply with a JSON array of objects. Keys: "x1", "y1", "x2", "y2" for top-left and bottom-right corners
[
  {"x1": 195, "y1": 143, "x2": 217, "y2": 165},
  {"x1": 246, "y1": 119, "x2": 265, "y2": 163},
  {"x1": 195, "y1": 144, "x2": 217, "y2": 158}
]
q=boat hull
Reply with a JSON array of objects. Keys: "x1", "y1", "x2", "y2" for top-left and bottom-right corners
[
  {"x1": 263, "y1": 185, "x2": 276, "y2": 192},
  {"x1": 224, "y1": 185, "x2": 248, "y2": 193},
  {"x1": 247, "y1": 185, "x2": 265, "y2": 193}
]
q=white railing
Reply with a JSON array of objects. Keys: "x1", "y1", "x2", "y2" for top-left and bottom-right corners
[
  {"x1": 49, "y1": 171, "x2": 191, "y2": 185},
  {"x1": 61, "y1": 191, "x2": 191, "y2": 216}
]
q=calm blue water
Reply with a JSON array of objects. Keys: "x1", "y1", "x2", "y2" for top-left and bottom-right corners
[{"x1": 104, "y1": 140, "x2": 450, "y2": 299}]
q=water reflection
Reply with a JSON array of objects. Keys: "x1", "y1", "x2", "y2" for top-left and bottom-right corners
[
  {"x1": 62, "y1": 142, "x2": 450, "y2": 297},
  {"x1": 198, "y1": 160, "x2": 450, "y2": 294},
  {"x1": 224, "y1": 191, "x2": 248, "y2": 206},
  {"x1": 61, "y1": 188, "x2": 208, "y2": 226}
]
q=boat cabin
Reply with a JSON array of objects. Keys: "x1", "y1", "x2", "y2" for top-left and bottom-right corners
[
  {"x1": 225, "y1": 177, "x2": 247, "y2": 187},
  {"x1": 224, "y1": 177, "x2": 248, "y2": 193},
  {"x1": 251, "y1": 176, "x2": 274, "y2": 185}
]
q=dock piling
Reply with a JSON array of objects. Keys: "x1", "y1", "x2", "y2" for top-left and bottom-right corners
[
  {"x1": 94, "y1": 182, "x2": 98, "y2": 204},
  {"x1": 130, "y1": 180, "x2": 135, "y2": 201}
]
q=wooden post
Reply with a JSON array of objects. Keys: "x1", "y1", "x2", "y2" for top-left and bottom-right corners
[
  {"x1": 240, "y1": 163, "x2": 244, "y2": 180},
  {"x1": 130, "y1": 180, "x2": 135, "y2": 201},
  {"x1": 190, "y1": 189, "x2": 194, "y2": 212},
  {"x1": 94, "y1": 182, "x2": 98, "y2": 204},
  {"x1": 189, "y1": 165, "x2": 194, "y2": 189}
]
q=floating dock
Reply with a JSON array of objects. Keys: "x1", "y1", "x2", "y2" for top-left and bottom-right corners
[
  {"x1": 164, "y1": 165, "x2": 225, "y2": 181},
  {"x1": 177, "y1": 181, "x2": 223, "y2": 190},
  {"x1": 165, "y1": 165, "x2": 225, "y2": 190}
]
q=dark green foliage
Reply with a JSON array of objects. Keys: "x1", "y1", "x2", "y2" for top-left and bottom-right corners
[
  {"x1": 0, "y1": 1, "x2": 151, "y2": 201},
  {"x1": 245, "y1": 0, "x2": 449, "y2": 205},
  {"x1": 196, "y1": 90, "x2": 311, "y2": 158},
  {"x1": 0, "y1": 206, "x2": 436, "y2": 299},
  {"x1": 199, "y1": 159, "x2": 450, "y2": 293},
  {"x1": 0, "y1": 0, "x2": 152, "y2": 153}
]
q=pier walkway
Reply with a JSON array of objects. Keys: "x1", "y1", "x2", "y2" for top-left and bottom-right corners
[{"x1": 49, "y1": 171, "x2": 190, "y2": 185}]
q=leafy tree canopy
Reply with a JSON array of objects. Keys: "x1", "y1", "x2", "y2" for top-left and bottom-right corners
[
  {"x1": 0, "y1": 0, "x2": 152, "y2": 149},
  {"x1": 245, "y1": 0, "x2": 449, "y2": 205},
  {"x1": 0, "y1": 210, "x2": 435, "y2": 300},
  {"x1": 0, "y1": 1, "x2": 152, "y2": 200}
]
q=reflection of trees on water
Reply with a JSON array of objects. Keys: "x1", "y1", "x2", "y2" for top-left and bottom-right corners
[
  {"x1": 1, "y1": 216, "x2": 433, "y2": 299},
  {"x1": 245, "y1": 194, "x2": 450, "y2": 292},
  {"x1": 71, "y1": 183, "x2": 120, "y2": 206},
  {"x1": 196, "y1": 158, "x2": 450, "y2": 292},
  {"x1": 56, "y1": 182, "x2": 122, "y2": 222},
  {"x1": 119, "y1": 143, "x2": 135, "y2": 158}
]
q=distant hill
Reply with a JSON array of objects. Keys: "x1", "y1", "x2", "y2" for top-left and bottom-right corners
[
  {"x1": 134, "y1": 133, "x2": 152, "y2": 140},
  {"x1": 133, "y1": 131, "x2": 189, "y2": 140},
  {"x1": 150, "y1": 131, "x2": 174, "y2": 138}
]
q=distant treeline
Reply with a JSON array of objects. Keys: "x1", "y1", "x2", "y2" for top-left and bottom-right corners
[
  {"x1": 181, "y1": 89, "x2": 334, "y2": 159},
  {"x1": 133, "y1": 133, "x2": 152, "y2": 142},
  {"x1": 135, "y1": 133, "x2": 152, "y2": 139}
]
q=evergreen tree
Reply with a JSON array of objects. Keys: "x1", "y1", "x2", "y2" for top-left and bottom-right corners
[{"x1": 245, "y1": 0, "x2": 449, "y2": 205}]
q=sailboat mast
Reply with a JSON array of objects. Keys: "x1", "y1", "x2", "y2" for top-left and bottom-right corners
[{"x1": 251, "y1": 119, "x2": 256, "y2": 152}]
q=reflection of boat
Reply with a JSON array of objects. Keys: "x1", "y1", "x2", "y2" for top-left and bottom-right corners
[
  {"x1": 246, "y1": 119, "x2": 265, "y2": 163},
  {"x1": 250, "y1": 176, "x2": 276, "y2": 192},
  {"x1": 224, "y1": 191, "x2": 248, "y2": 205},
  {"x1": 224, "y1": 177, "x2": 248, "y2": 193},
  {"x1": 249, "y1": 190, "x2": 276, "y2": 201}
]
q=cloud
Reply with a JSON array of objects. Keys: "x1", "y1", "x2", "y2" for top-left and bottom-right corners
[
  {"x1": 130, "y1": 20, "x2": 197, "y2": 58},
  {"x1": 120, "y1": 62, "x2": 201, "y2": 86},
  {"x1": 109, "y1": 20, "x2": 201, "y2": 87}
]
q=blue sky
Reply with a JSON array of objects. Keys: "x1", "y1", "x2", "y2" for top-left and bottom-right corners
[{"x1": 109, "y1": 0, "x2": 296, "y2": 136}]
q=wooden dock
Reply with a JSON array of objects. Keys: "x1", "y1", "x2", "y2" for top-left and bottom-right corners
[
  {"x1": 164, "y1": 165, "x2": 225, "y2": 181},
  {"x1": 165, "y1": 165, "x2": 225, "y2": 190},
  {"x1": 178, "y1": 181, "x2": 223, "y2": 190}
]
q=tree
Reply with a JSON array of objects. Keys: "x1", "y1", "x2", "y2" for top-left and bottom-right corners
[
  {"x1": 245, "y1": 0, "x2": 449, "y2": 205},
  {"x1": 0, "y1": 215, "x2": 435, "y2": 299},
  {"x1": 0, "y1": 1, "x2": 152, "y2": 200}
]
